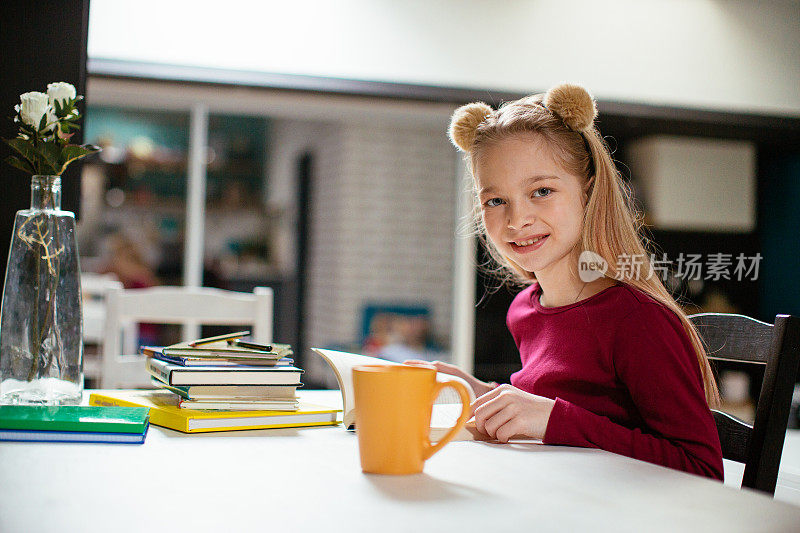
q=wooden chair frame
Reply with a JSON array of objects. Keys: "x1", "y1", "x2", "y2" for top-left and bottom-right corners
[{"x1": 690, "y1": 312, "x2": 800, "y2": 495}]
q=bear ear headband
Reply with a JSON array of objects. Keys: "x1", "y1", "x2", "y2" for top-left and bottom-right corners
[{"x1": 448, "y1": 83, "x2": 598, "y2": 153}]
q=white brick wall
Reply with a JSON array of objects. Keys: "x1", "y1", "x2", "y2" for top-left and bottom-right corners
[{"x1": 305, "y1": 119, "x2": 458, "y2": 386}]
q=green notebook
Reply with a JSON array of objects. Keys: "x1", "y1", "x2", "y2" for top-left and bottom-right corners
[{"x1": 0, "y1": 405, "x2": 150, "y2": 433}]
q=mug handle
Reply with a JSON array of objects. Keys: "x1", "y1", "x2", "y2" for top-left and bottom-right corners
[{"x1": 422, "y1": 380, "x2": 471, "y2": 460}]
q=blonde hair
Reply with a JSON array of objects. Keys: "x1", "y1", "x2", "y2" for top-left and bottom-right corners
[{"x1": 448, "y1": 83, "x2": 720, "y2": 407}]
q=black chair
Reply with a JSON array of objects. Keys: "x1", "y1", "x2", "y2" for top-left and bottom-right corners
[{"x1": 689, "y1": 313, "x2": 800, "y2": 495}]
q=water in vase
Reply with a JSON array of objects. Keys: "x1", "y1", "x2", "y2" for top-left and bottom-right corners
[{"x1": 0, "y1": 176, "x2": 83, "y2": 405}]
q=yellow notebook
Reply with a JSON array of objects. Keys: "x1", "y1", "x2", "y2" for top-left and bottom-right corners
[{"x1": 89, "y1": 390, "x2": 341, "y2": 433}]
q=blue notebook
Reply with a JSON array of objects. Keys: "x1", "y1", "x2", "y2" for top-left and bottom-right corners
[{"x1": 0, "y1": 426, "x2": 148, "y2": 444}]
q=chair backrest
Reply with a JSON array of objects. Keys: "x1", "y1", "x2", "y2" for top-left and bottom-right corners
[
  {"x1": 100, "y1": 286, "x2": 273, "y2": 388},
  {"x1": 689, "y1": 312, "x2": 800, "y2": 495},
  {"x1": 81, "y1": 273, "x2": 123, "y2": 344}
]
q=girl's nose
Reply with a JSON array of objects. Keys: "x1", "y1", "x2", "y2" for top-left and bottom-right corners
[{"x1": 507, "y1": 205, "x2": 533, "y2": 230}]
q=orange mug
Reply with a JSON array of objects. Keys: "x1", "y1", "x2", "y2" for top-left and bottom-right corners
[{"x1": 352, "y1": 364, "x2": 471, "y2": 475}]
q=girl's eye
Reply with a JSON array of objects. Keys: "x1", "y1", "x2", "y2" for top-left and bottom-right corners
[
  {"x1": 533, "y1": 187, "x2": 552, "y2": 198},
  {"x1": 484, "y1": 198, "x2": 504, "y2": 207}
]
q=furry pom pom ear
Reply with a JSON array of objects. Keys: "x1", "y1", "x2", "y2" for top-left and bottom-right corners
[
  {"x1": 543, "y1": 83, "x2": 597, "y2": 132},
  {"x1": 448, "y1": 102, "x2": 493, "y2": 152}
]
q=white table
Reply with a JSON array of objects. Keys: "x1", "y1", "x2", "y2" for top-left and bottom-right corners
[
  {"x1": 2, "y1": 390, "x2": 800, "y2": 532},
  {"x1": 726, "y1": 428, "x2": 800, "y2": 506}
]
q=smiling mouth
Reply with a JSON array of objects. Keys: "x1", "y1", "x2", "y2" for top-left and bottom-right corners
[
  {"x1": 511, "y1": 235, "x2": 548, "y2": 247},
  {"x1": 509, "y1": 235, "x2": 549, "y2": 253}
]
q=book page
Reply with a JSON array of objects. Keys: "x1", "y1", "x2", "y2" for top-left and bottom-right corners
[{"x1": 311, "y1": 348, "x2": 476, "y2": 437}]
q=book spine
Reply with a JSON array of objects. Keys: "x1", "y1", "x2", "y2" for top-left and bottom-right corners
[
  {"x1": 152, "y1": 354, "x2": 188, "y2": 366},
  {"x1": 185, "y1": 421, "x2": 339, "y2": 433},
  {"x1": 178, "y1": 400, "x2": 300, "y2": 410},
  {"x1": 145, "y1": 358, "x2": 172, "y2": 384},
  {"x1": 0, "y1": 429, "x2": 146, "y2": 444}
]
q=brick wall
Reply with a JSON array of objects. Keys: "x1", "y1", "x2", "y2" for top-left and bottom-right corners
[{"x1": 304, "y1": 119, "x2": 458, "y2": 386}]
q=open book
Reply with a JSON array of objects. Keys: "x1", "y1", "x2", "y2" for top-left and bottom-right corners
[{"x1": 311, "y1": 348, "x2": 485, "y2": 442}]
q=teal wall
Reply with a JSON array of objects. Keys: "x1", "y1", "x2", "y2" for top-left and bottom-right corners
[
  {"x1": 84, "y1": 107, "x2": 268, "y2": 201},
  {"x1": 84, "y1": 106, "x2": 190, "y2": 150},
  {"x1": 207, "y1": 114, "x2": 268, "y2": 201},
  {"x1": 759, "y1": 153, "x2": 800, "y2": 321},
  {"x1": 84, "y1": 106, "x2": 190, "y2": 198}
]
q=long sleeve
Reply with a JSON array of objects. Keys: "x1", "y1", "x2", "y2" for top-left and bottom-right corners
[{"x1": 541, "y1": 305, "x2": 724, "y2": 480}]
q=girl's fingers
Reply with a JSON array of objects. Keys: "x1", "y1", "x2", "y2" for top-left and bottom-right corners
[
  {"x1": 403, "y1": 361, "x2": 481, "y2": 393},
  {"x1": 431, "y1": 361, "x2": 456, "y2": 372},
  {"x1": 494, "y1": 418, "x2": 524, "y2": 443},
  {"x1": 471, "y1": 384, "x2": 504, "y2": 410},
  {"x1": 482, "y1": 405, "x2": 516, "y2": 440},
  {"x1": 472, "y1": 393, "x2": 508, "y2": 435},
  {"x1": 404, "y1": 360, "x2": 450, "y2": 371}
]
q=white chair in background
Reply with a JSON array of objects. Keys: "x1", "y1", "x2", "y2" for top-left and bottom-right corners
[
  {"x1": 100, "y1": 286, "x2": 273, "y2": 388},
  {"x1": 81, "y1": 273, "x2": 123, "y2": 344},
  {"x1": 81, "y1": 273, "x2": 125, "y2": 384}
]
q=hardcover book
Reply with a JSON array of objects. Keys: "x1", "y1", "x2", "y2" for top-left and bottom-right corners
[
  {"x1": 0, "y1": 405, "x2": 150, "y2": 444},
  {"x1": 0, "y1": 405, "x2": 149, "y2": 433},
  {"x1": 177, "y1": 398, "x2": 300, "y2": 411},
  {"x1": 0, "y1": 428, "x2": 148, "y2": 444},
  {"x1": 147, "y1": 331, "x2": 292, "y2": 360},
  {"x1": 143, "y1": 347, "x2": 294, "y2": 367},
  {"x1": 89, "y1": 390, "x2": 340, "y2": 433},
  {"x1": 151, "y1": 378, "x2": 300, "y2": 401},
  {"x1": 146, "y1": 357, "x2": 303, "y2": 386}
]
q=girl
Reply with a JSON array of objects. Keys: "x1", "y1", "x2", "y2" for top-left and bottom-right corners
[{"x1": 410, "y1": 83, "x2": 723, "y2": 480}]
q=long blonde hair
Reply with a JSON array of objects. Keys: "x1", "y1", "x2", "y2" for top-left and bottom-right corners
[{"x1": 449, "y1": 85, "x2": 720, "y2": 407}]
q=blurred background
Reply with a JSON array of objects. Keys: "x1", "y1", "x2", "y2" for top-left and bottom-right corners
[{"x1": 1, "y1": 1, "x2": 799, "y2": 414}]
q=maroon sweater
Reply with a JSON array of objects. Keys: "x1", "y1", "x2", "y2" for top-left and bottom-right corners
[{"x1": 507, "y1": 281, "x2": 724, "y2": 480}]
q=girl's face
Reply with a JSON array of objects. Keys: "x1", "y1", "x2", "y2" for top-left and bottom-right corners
[{"x1": 474, "y1": 134, "x2": 588, "y2": 278}]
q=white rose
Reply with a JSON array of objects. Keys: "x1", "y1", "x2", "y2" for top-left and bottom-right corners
[
  {"x1": 47, "y1": 82, "x2": 77, "y2": 108},
  {"x1": 19, "y1": 91, "x2": 56, "y2": 131}
]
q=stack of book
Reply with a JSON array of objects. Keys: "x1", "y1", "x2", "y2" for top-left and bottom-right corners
[
  {"x1": 90, "y1": 332, "x2": 341, "y2": 433},
  {"x1": 90, "y1": 390, "x2": 340, "y2": 433},
  {"x1": 0, "y1": 405, "x2": 150, "y2": 444},
  {"x1": 144, "y1": 331, "x2": 303, "y2": 411}
]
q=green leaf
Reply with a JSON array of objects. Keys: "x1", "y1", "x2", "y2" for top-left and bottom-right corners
[
  {"x1": 5, "y1": 137, "x2": 37, "y2": 161},
  {"x1": 53, "y1": 99, "x2": 62, "y2": 116},
  {"x1": 4, "y1": 155, "x2": 35, "y2": 174},
  {"x1": 57, "y1": 144, "x2": 100, "y2": 174},
  {"x1": 4, "y1": 138, "x2": 42, "y2": 174},
  {"x1": 38, "y1": 113, "x2": 48, "y2": 133},
  {"x1": 36, "y1": 142, "x2": 60, "y2": 174}
]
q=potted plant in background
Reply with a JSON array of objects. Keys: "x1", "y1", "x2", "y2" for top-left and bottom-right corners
[{"x1": 0, "y1": 82, "x2": 99, "y2": 404}]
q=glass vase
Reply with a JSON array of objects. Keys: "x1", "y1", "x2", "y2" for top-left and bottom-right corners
[{"x1": 0, "y1": 175, "x2": 83, "y2": 405}]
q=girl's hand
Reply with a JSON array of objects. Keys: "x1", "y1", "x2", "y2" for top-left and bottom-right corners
[
  {"x1": 471, "y1": 385, "x2": 556, "y2": 442},
  {"x1": 403, "y1": 359, "x2": 497, "y2": 397}
]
